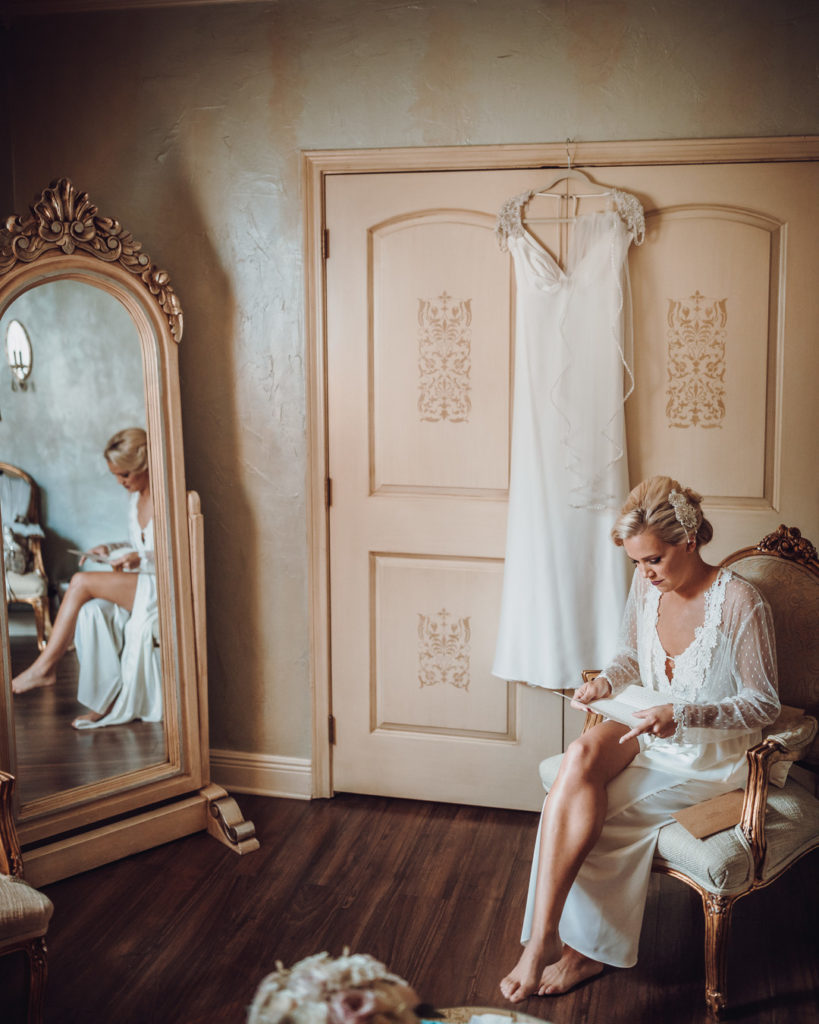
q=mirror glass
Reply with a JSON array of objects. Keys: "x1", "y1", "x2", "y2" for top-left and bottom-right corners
[{"x1": 1, "y1": 279, "x2": 168, "y2": 806}]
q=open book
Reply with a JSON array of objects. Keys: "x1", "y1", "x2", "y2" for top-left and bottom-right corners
[
  {"x1": 68, "y1": 546, "x2": 136, "y2": 566},
  {"x1": 553, "y1": 683, "x2": 667, "y2": 728}
]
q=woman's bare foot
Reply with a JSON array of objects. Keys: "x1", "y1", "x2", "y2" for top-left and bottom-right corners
[
  {"x1": 500, "y1": 935, "x2": 562, "y2": 1003},
  {"x1": 72, "y1": 711, "x2": 105, "y2": 730},
  {"x1": 12, "y1": 664, "x2": 57, "y2": 694},
  {"x1": 536, "y1": 945, "x2": 604, "y2": 995}
]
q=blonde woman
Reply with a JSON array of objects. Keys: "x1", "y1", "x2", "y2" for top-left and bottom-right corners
[
  {"x1": 12, "y1": 428, "x2": 162, "y2": 729},
  {"x1": 500, "y1": 475, "x2": 780, "y2": 1001}
]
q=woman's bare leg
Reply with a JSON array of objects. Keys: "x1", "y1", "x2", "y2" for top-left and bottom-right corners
[
  {"x1": 12, "y1": 571, "x2": 139, "y2": 694},
  {"x1": 500, "y1": 721, "x2": 640, "y2": 1003}
]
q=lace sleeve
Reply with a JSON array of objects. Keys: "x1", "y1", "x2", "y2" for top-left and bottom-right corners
[
  {"x1": 673, "y1": 583, "x2": 780, "y2": 743},
  {"x1": 598, "y1": 571, "x2": 641, "y2": 696}
]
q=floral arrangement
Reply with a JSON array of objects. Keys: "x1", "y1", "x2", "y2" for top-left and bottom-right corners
[{"x1": 248, "y1": 952, "x2": 421, "y2": 1024}]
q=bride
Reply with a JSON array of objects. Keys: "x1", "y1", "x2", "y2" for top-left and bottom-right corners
[
  {"x1": 500, "y1": 475, "x2": 780, "y2": 1001},
  {"x1": 12, "y1": 427, "x2": 162, "y2": 729}
]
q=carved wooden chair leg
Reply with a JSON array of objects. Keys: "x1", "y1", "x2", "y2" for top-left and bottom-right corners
[
  {"x1": 31, "y1": 600, "x2": 47, "y2": 653},
  {"x1": 40, "y1": 594, "x2": 53, "y2": 648},
  {"x1": 702, "y1": 891, "x2": 734, "y2": 1017},
  {"x1": 25, "y1": 936, "x2": 48, "y2": 1024}
]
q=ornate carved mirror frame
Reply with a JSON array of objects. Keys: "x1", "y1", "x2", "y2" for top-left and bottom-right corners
[{"x1": 0, "y1": 180, "x2": 256, "y2": 884}]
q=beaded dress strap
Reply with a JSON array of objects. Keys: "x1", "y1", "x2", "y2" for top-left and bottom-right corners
[{"x1": 495, "y1": 186, "x2": 645, "y2": 251}]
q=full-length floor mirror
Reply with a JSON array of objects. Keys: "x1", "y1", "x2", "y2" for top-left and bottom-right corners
[{"x1": 0, "y1": 180, "x2": 257, "y2": 884}]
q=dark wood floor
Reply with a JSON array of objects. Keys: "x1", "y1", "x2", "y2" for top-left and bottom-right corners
[
  {"x1": 10, "y1": 621, "x2": 166, "y2": 804},
  {"x1": 4, "y1": 792, "x2": 817, "y2": 1024}
]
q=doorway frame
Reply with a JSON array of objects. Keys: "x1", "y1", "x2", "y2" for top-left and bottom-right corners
[{"x1": 303, "y1": 135, "x2": 819, "y2": 799}]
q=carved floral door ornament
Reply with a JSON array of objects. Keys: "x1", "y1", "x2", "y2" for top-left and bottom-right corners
[
  {"x1": 417, "y1": 608, "x2": 471, "y2": 690},
  {"x1": 417, "y1": 291, "x2": 472, "y2": 423},
  {"x1": 666, "y1": 290, "x2": 727, "y2": 429}
]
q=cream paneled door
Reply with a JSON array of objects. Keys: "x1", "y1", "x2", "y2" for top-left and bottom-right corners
[{"x1": 326, "y1": 170, "x2": 573, "y2": 812}]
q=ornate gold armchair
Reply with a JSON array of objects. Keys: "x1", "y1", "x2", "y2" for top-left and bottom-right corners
[
  {"x1": 538, "y1": 525, "x2": 819, "y2": 1017},
  {"x1": 0, "y1": 772, "x2": 53, "y2": 1023},
  {"x1": 0, "y1": 463, "x2": 52, "y2": 651}
]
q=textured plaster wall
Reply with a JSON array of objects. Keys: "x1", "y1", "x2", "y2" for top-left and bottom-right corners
[
  {"x1": 0, "y1": 23, "x2": 11, "y2": 217},
  {"x1": 0, "y1": 282, "x2": 145, "y2": 581},
  {"x1": 4, "y1": 0, "x2": 818, "y2": 762}
]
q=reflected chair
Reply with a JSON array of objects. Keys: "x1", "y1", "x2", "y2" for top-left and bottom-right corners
[
  {"x1": 0, "y1": 463, "x2": 52, "y2": 651},
  {"x1": 538, "y1": 525, "x2": 819, "y2": 1017},
  {"x1": 0, "y1": 771, "x2": 53, "y2": 1023}
]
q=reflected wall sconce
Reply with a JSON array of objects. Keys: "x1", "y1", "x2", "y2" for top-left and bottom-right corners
[{"x1": 5, "y1": 319, "x2": 34, "y2": 391}]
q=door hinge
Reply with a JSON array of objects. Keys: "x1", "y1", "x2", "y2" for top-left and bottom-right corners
[
  {"x1": 326, "y1": 476, "x2": 333, "y2": 507},
  {"x1": 322, "y1": 228, "x2": 330, "y2": 260},
  {"x1": 328, "y1": 714, "x2": 336, "y2": 745}
]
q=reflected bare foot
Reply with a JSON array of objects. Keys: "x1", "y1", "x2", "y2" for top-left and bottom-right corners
[
  {"x1": 71, "y1": 711, "x2": 105, "y2": 730},
  {"x1": 12, "y1": 665, "x2": 57, "y2": 694},
  {"x1": 536, "y1": 945, "x2": 604, "y2": 995},
  {"x1": 500, "y1": 935, "x2": 562, "y2": 1003}
]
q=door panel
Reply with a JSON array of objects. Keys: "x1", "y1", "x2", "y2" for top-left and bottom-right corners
[
  {"x1": 625, "y1": 163, "x2": 817, "y2": 557},
  {"x1": 629, "y1": 207, "x2": 775, "y2": 501},
  {"x1": 371, "y1": 211, "x2": 510, "y2": 495}
]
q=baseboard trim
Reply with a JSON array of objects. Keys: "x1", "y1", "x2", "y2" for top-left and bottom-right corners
[{"x1": 209, "y1": 749, "x2": 312, "y2": 800}]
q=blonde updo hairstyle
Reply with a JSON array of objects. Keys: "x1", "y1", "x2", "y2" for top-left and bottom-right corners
[
  {"x1": 104, "y1": 427, "x2": 149, "y2": 475},
  {"x1": 611, "y1": 475, "x2": 713, "y2": 549}
]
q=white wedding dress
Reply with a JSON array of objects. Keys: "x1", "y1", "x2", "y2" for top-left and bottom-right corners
[
  {"x1": 73, "y1": 492, "x2": 162, "y2": 728},
  {"x1": 492, "y1": 188, "x2": 645, "y2": 689},
  {"x1": 521, "y1": 568, "x2": 781, "y2": 967}
]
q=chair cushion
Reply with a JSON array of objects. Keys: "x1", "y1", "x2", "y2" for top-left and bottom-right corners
[
  {"x1": 757, "y1": 779, "x2": 819, "y2": 881},
  {"x1": 653, "y1": 818, "x2": 754, "y2": 894},
  {"x1": 539, "y1": 756, "x2": 819, "y2": 895},
  {"x1": 5, "y1": 570, "x2": 46, "y2": 600},
  {"x1": 0, "y1": 875, "x2": 54, "y2": 944},
  {"x1": 538, "y1": 753, "x2": 563, "y2": 791},
  {"x1": 655, "y1": 780, "x2": 819, "y2": 890}
]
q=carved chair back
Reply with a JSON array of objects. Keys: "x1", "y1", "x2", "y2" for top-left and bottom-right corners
[
  {"x1": 723, "y1": 525, "x2": 819, "y2": 766},
  {"x1": 0, "y1": 461, "x2": 52, "y2": 649},
  {"x1": 0, "y1": 461, "x2": 41, "y2": 532}
]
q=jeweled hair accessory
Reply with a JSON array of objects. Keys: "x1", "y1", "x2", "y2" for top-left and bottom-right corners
[{"x1": 668, "y1": 489, "x2": 700, "y2": 536}]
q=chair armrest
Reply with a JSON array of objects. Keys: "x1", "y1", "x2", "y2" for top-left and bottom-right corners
[
  {"x1": 740, "y1": 714, "x2": 818, "y2": 875},
  {"x1": 581, "y1": 711, "x2": 605, "y2": 734},
  {"x1": 763, "y1": 712, "x2": 817, "y2": 756},
  {"x1": 0, "y1": 771, "x2": 24, "y2": 878}
]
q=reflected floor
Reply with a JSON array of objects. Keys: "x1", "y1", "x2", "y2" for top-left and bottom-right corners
[{"x1": 9, "y1": 617, "x2": 166, "y2": 804}]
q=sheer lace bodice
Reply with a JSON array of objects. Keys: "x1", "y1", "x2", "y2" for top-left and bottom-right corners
[{"x1": 600, "y1": 568, "x2": 779, "y2": 756}]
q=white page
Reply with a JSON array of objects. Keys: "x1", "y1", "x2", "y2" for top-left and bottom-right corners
[{"x1": 552, "y1": 684, "x2": 666, "y2": 727}]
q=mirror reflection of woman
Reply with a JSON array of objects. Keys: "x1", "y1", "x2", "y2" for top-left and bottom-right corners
[{"x1": 12, "y1": 428, "x2": 163, "y2": 730}]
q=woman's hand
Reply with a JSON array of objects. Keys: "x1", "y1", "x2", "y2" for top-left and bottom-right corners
[
  {"x1": 570, "y1": 675, "x2": 612, "y2": 711},
  {"x1": 79, "y1": 544, "x2": 109, "y2": 566},
  {"x1": 619, "y1": 704, "x2": 676, "y2": 744},
  {"x1": 110, "y1": 551, "x2": 141, "y2": 572}
]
